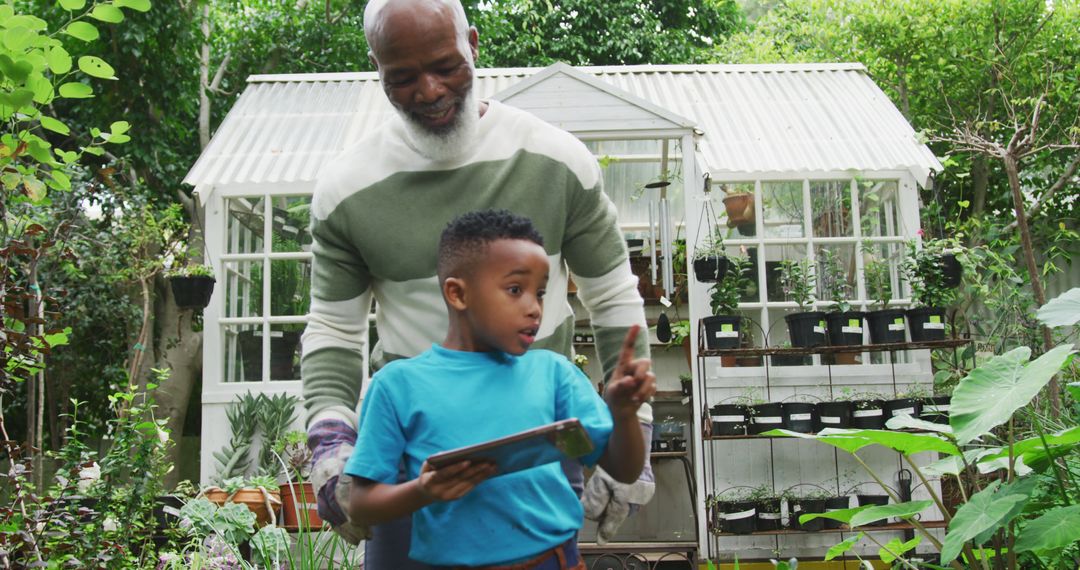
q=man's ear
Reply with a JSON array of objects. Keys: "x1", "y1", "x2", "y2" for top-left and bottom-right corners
[
  {"x1": 368, "y1": 51, "x2": 379, "y2": 71},
  {"x1": 443, "y1": 277, "x2": 468, "y2": 311},
  {"x1": 467, "y1": 27, "x2": 478, "y2": 61}
]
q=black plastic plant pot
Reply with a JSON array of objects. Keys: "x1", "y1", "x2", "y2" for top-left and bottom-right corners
[
  {"x1": 850, "y1": 400, "x2": 886, "y2": 429},
  {"x1": 756, "y1": 498, "x2": 783, "y2": 531},
  {"x1": 771, "y1": 354, "x2": 811, "y2": 366},
  {"x1": 702, "y1": 315, "x2": 741, "y2": 350},
  {"x1": 823, "y1": 496, "x2": 851, "y2": 529},
  {"x1": 816, "y1": 401, "x2": 852, "y2": 429},
  {"x1": 748, "y1": 402, "x2": 784, "y2": 435},
  {"x1": 169, "y1": 275, "x2": 215, "y2": 310},
  {"x1": 781, "y1": 402, "x2": 818, "y2": 434},
  {"x1": 920, "y1": 395, "x2": 951, "y2": 425},
  {"x1": 907, "y1": 306, "x2": 947, "y2": 341},
  {"x1": 866, "y1": 309, "x2": 907, "y2": 344},
  {"x1": 790, "y1": 498, "x2": 827, "y2": 531},
  {"x1": 939, "y1": 253, "x2": 963, "y2": 288},
  {"x1": 718, "y1": 500, "x2": 758, "y2": 534},
  {"x1": 710, "y1": 404, "x2": 748, "y2": 436},
  {"x1": 883, "y1": 398, "x2": 922, "y2": 425},
  {"x1": 784, "y1": 311, "x2": 827, "y2": 348},
  {"x1": 693, "y1": 255, "x2": 729, "y2": 283},
  {"x1": 826, "y1": 311, "x2": 865, "y2": 346},
  {"x1": 856, "y1": 494, "x2": 890, "y2": 526}
]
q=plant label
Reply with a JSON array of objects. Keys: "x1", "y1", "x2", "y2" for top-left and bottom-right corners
[
  {"x1": 790, "y1": 413, "x2": 813, "y2": 421},
  {"x1": 853, "y1": 409, "x2": 883, "y2": 417}
]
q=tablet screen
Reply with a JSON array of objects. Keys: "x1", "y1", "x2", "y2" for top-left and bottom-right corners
[{"x1": 426, "y1": 418, "x2": 594, "y2": 477}]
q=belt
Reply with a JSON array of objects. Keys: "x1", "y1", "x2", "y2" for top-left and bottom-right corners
[{"x1": 440, "y1": 539, "x2": 584, "y2": 570}]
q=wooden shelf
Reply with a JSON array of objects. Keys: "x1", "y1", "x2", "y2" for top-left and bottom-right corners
[
  {"x1": 711, "y1": 520, "x2": 946, "y2": 537},
  {"x1": 699, "y1": 338, "x2": 969, "y2": 358}
]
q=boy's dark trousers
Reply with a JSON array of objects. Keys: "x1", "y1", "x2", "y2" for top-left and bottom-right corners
[{"x1": 436, "y1": 538, "x2": 584, "y2": 570}]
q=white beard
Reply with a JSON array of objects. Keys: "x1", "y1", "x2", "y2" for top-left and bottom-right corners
[{"x1": 396, "y1": 87, "x2": 480, "y2": 162}]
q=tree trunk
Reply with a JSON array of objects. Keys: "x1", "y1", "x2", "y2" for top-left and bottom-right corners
[{"x1": 1002, "y1": 152, "x2": 1059, "y2": 417}]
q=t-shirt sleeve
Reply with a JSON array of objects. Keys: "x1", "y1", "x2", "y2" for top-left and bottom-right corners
[
  {"x1": 553, "y1": 357, "x2": 613, "y2": 467},
  {"x1": 344, "y1": 373, "x2": 405, "y2": 484}
]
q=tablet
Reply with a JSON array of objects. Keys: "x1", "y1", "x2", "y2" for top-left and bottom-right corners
[{"x1": 426, "y1": 418, "x2": 594, "y2": 477}]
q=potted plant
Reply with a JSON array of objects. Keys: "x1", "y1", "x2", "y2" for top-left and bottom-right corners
[
  {"x1": 203, "y1": 475, "x2": 282, "y2": 527},
  {"x1": 850, "y1": 393, "x2": 887, "y2": 429},
  {"x1": 780, "y1": 394, "x2": 819, "y2": 434},
  {"x1": 668, "y1": 319, "x2": 692, "y2": 367},
  {"x1": 747, "y1": 396, "x2": 782, "y2": 436},
  {"x1": 901, "y1": 237, "x2": 961, "y2": 341},
  {"x1": 748, "y1": 485, "x2": 782, "y2": 531},
  {"x1": 770, "y1": 342, "x2": 810, "y2": 367},
  {"x1": 863, "y1": 257, "x2": 906, "y2": 344},
  {"x1": 778, "y1": 258, "x2": 826, "y2": 348},
  {"x1": 919, "y1": 390, "x2": 952, "y2": 425},
  {"x1": 712, "y1": 488, "x2": 757, "y2": 535},
  {"x1": 815, "y1": 388, "x2": 855, "y2": 429},
  {"x1": 692, "y1": 229, "x2": 728, "y2": 283},
  {"x1": 274, "y1": 430, "x2": 322, "y2": 530},
  {"x1": 166, "y1": 263, "x2": 215, "y2": 310},
  {"x1": 883, "y1": 385, "x2": 929, "y2": 426},
  {"x1": 785, "y1": 486, "x2": 834, "y2": 531},
  {"x1": 709, "y1": 400, "x2": 748, "y2": 437},
  {"x1": 819, "y1": 248, "x2": 864, "y2": 347},
  {"x1": 702, "y1": 255, "x2": 752, "y2": 350}
]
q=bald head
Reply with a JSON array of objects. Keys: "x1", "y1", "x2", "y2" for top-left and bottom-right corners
[{"x1": 364, "y1": 0, "x2": 471, "y2": 59}]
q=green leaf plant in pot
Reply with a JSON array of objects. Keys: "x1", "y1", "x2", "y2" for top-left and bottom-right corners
[
  {"x1": 900, "y1": 236, "x2": 960, "y2": 341},
  {"x1": 778, "y1": 257, "x2": 825, "y2": 348},
  {"x1": 166, "y1": 263, "x2": 215, "y2": 310},
  {"x1": 818, "y1": 249, "x2": 863, "y2": 366},
  {"x1": 702, "y1": 254, "x2": 752, "y2": 351},
  {"x1": 274, "y1": 430, "x2": 322, "y2": 531},
  {"x1": 863, "y1": 255, "x2": 906, "y2": 344},
  {"x1": 692, "y1": 228, "x2": 728, "y2": 283}
]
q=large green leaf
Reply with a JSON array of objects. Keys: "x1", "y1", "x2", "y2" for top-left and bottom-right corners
[
  {"x1": 886, "y1": 413, "x2": 954, "y2": 434},
  {"x1": 972, "y1": 477, "x2": 1037, "y2": 546},
  {"x1": 880, "y1": 535, "x2": 922, "y2": 564},
  {"x1": 1014, "y1": 505, "x2": 1080, "y2": 553},
  {"x1": 799, "y1": 505, "x2": 871, "y2": 525},
  {"x1": 978, "y1": 426, "x2": 1080, "y2": 472},
  {"x1": 940, "y1": 481, "x2": 1028, "y2": 564},
  {"x1": 763, "y1": 428, "x2": 874, "y2": 453},
  {"x1": 90, "y1": 4, "x2": 124, "y2": 23},
  {"x1": 1037, "y1": 288, "x2": 1080, "y2": 327},
  {"x1": 844, "y1": 429, "x2": 960, "y2": 456},
  {"x1": 951, "y1": 345, "x2": 1076, "y2": 445},
  {"x1": 850, "y1": 500, "x2": 932, "y2": 527},
  {"x1": 825, "y1": 533, "x2": 863, "y2": 561},
  {"x1": 77, "y1": 56, "x2": 116, "y2": 79},
  {"x1": 58, "y1": 81, "x2": 93, "y2": 98},
  {"x1": 63, "y1": 21, "x2": 99, "y2": 42}
]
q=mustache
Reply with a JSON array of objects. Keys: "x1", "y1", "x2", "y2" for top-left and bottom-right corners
[{"x1": 411, "y1": 98, "x2": 460, "y2": 115}]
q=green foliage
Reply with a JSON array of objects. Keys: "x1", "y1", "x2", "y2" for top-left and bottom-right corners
[
  {"x1": 1037, "y1": 287, "x2": 1080, "y2": 328},
  {"x1": 863, "y1": 256, "x2": 893, "y2": 308},
  {"x1": 818, "y1": 248, "x2": 853, "y2": 312},
  {"x1": 166, "y1": 263, "x2": 214, "y2": 278},
  {"x1": 777, "y1": 258, "x2": 816, "y2": 311},
  {"x1": 709, "y1": 255, "x2": 752, "y2": 315},
  {"x1": 900, "y1": 237, "x2": 961, "y2": 308},
  {"x1": 693, "y1": 228, "x2": 726, "y2": 261}
]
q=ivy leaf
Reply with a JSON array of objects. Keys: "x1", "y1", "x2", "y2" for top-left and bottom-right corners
[
  {"x1": 825, "y1": 533, "x2": 863, "y2": 561},
  {"x1": 90, "y1": 4, "x2": 124, "y2": 23},
  {"x1": 115, "y1": 0, "x2": 152, "y2": 12},
  {"x1": 58, "y1": 0, "x2": 87, "y2": 10},
  {"x1": 58, "y1": 82, "x2": 93, "y2": 99},
  {"x1": 78, "y1": 56, "x2": 116, "y2": 79},
  {"x1": 39, "y1": 116, "x2": 70, "y2": 135},
  {"x1": 47, "y1": 46, "x2": 73, "y2": 74},
  {"x1": 951, "y1": 345, "x2": 1076, "y2": 445},
  {"x1": 1014, "y1": 505, "x2": 1080, "y2": 553},
  {"x1": 63, "y1": 21, "x2": 99, "y2": 42},
  {"x1": 1037, "y1": 287, "x2": 1080, "y2": 327}
]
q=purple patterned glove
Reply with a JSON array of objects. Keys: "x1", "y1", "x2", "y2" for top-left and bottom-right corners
[
  {"x1": 308, "y1": 419, "x2": 370, "y2": 544},
  {"x1": 582, "y1": 421, "x2": 656, "y2": 544}
]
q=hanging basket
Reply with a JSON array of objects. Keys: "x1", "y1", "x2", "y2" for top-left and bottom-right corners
[
  {"x1": 722, "y1": 192, "x2": 755, "y2": 227},
  {"x1": 169, "y1": 275, "x2": 215, "y2": 310},
  {"x1": 693, "y1": 255, "x2": 729, "y2": 283}
]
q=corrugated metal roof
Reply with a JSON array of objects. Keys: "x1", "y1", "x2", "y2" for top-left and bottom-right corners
[{"x1": 184, "y1": 63, "x2": 941, "y2": 188}]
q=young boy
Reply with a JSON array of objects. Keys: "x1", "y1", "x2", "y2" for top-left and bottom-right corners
[{"x1": 344, "y1": 209, "x2": 654, "y2": 569}]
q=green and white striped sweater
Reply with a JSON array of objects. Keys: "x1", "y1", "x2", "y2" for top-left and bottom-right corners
[{"x1": 301, "y1": 100, "x2": 650, "y2": 428}]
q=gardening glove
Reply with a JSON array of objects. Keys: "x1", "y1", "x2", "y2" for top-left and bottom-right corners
[
  {"x1": 582, "y1": 423, "x2": 656, "y2": 545},
  {"x1": 308, "y1": 419, "x2": 371, "y2": 545}
]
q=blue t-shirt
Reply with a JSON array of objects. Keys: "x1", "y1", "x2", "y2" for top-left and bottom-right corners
[{"x1": 344, "y1": 344, "x2": 614, "y2": 566}]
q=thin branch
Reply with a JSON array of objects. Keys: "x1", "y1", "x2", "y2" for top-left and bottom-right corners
[{"x1": 1003, "y1": 152, "x2": 1080, "y2": 232}]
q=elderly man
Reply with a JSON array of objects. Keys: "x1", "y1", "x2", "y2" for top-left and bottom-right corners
[{"x1": 302, "y1": 0, "x2": 655, "y2": 567}]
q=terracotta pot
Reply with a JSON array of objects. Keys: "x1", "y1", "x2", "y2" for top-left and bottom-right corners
[
  {"x1": 205, "y1": 487, "x2": 281, "y2": 527},
  {"x1": 723, "y1": 193, "x2": 755, "y2": 227},
  {"x1": 279, "y1": 481, "x2": 323, "y2": 530}
]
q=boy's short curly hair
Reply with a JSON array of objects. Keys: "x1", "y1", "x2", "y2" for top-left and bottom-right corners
[{"x1": 437, "y1": 210, "x2": 544, "y2": 281}]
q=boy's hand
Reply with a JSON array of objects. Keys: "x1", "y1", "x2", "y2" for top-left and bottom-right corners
[
  {"x1": 604, "y1": 325, "x2": 656, "y2": 419},
  {"x1": 417, "y1": 459, "x2": 497, "y2": 501}
]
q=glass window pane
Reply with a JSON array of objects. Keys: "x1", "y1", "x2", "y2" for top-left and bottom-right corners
[
  {"x1": 226, "y1": 197, "x2": 265, "y2": 254},
  {"x1": 267, "y1": 259, "x2": 311, "y2": 316},
  {"x1": 764, "y1": 245, "x2": 810, "y2": 304},
  {"x1": 859, "y1": 180, "x2": 901, "y2": 237},
  {"x1": 810, "y1": 180, "x2": 853, "y2": 237},
  {"x1": 815, "y1": 244, "x2": 858, "y2": 308},
  {"x1": 225, "y1": 324, "x2": 263, "y2": 383},
  {"x1": 586, "y1": 139, "x2": 684, "y2": 228},
  {"x1": 862, "y1": 242, "x2": 903, "y2": 309},
  {"x1": 271, "y1": 196, "x2": 312, "y2": 250},
  {"x1": 717, "y1": 182, "x2": 756, "y2": 238},
  {"x1": 762, "y1": 181, "x2": 804, "y2": 238},
  {"x1": 269, "y1": 323, "x2": 303, "y2": 382},
  {"x1": 224, "y1": 259, "x2": 261, "y2": 318}
]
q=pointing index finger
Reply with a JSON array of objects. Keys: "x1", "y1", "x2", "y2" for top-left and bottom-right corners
[{"x1": 614, "y1": 325, "x2": 641, "y2": 378}]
